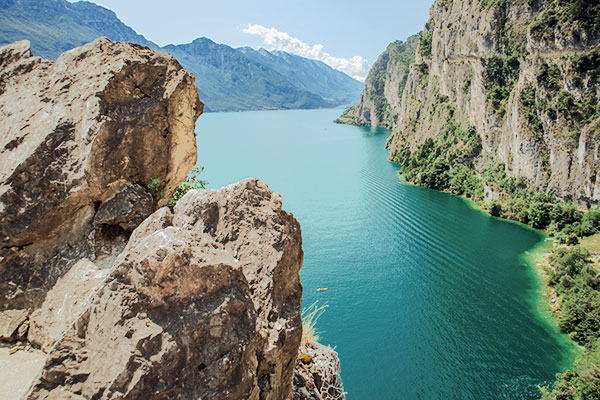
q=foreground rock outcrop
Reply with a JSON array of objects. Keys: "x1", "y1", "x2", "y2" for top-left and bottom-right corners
[
  {"x1": 293, "y1": 343, "x2": 344, "y2": 400},
  {"x1": 0, "y1": 39, "x2": 306, "y2": 399},
  {"x1": 0, "y1": 38, "x2": 202, "y2": 327},
  {"x1": 26, "y1": 179, "x2": 303, "y2": 399}
]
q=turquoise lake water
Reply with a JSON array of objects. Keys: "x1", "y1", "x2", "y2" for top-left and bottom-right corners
[{"x1": 196, "y1": 109, "x2": 573, "y2": 399}]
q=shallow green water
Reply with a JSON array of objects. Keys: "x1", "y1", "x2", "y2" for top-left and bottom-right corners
[{"x1": 196, "y1": 109, "x2": 573, "y2": 399}]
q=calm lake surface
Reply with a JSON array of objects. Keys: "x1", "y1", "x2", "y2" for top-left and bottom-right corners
[{"x1": 196, "y1": 109, "x2": 573, "y2": 399}]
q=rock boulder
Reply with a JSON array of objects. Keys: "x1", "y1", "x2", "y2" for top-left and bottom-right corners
[
  {"x1": 0, "y1": 38, "x2": 202, "y2": 321},
  {"x1": 27, "y1": 179, "x2": 303, "y2": 400},
  {"x1": 0, "y1": 39, "x2": 306, "y2": 400}
]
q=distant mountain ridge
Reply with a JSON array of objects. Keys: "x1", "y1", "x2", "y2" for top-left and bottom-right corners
[
  {"x1": 238, "y1": 47, "x2": 363, "y2": 107},
  {"x1": 0, "y1": 0, "x2": 363, "y2": 111},
  {"x1": 162, "y1": 38, "x2": 334, "y2": 111},
  {"x1": 0, "y1": 0, "x2": 159, "y2": 57}
]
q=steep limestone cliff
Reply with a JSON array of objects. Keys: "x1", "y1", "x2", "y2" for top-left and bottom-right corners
[
  {"x1": 336, "y1": 35, "x2": 419, "y2": 129},
  {"x1": 344, "y1": 0, "x2": 600, "y2": 205}
]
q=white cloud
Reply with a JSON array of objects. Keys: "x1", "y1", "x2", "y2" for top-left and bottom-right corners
[{"x1": 242, "y1": 24, "x2": 369, "y2": 81}]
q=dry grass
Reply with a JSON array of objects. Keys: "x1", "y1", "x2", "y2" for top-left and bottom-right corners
[
  {"x1": 580, "y1": 233, "x2": 600, "y2": 267},
  {"x1": 580, "y1": 233, "x2": 600, "y2": 252},
  {"x1": 301, "y1": 302, "x2": 328, "y2": 346}
]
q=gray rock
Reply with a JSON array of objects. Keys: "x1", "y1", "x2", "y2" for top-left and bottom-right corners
[{"x1": 342, "y1": 0, "x2": 600, "y2": 205}]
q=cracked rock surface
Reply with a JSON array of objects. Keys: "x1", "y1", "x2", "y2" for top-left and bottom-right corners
[{"x1": 0, "y1": 39, "x2": 305, "y2": 400}]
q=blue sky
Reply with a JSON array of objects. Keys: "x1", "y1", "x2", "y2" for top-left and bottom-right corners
[{"x1": 69, "y1": 0, "x2": 435, "y2": 79}]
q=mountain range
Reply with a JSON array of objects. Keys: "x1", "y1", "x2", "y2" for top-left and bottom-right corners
[{"x1": 0, "y1": 0, "x2": 363, "y2": 111}]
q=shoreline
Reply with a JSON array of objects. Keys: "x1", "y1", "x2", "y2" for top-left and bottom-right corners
[{"x1": 399, "y1": 178, "x2": 581, "y2": 371}]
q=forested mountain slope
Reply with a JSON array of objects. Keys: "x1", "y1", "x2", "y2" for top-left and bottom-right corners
[{"x1": 1, "y1": 0, "x2": 363, "y2": 111}]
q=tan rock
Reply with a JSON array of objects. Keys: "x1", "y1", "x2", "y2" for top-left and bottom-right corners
[
  {"x1": 27, "y1": 259, "x2": 109, "y2": 352},
  {"x1": 1, "y1": 38, "x2": 306, "y2": 400},
  {"x1": 0, "y1": 309, "x2": 29, "y2": 341},
  {"x1": 27, "y1": 179, "x2": 304, "y2": 400},
  {"x1": 0, "y1": 38, "x2": 202, "y2": 318}
]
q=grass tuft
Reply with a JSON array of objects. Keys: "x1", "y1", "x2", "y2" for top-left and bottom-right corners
[{"x1": 301, "y1": 302, "x2": 328, "y2": 345}]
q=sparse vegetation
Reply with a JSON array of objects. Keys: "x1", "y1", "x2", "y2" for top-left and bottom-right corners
[
  {"x1": 419, "y1": 32, "x2": 433, "y2": 58},
  {"x1": 301, "y1": 302, "x2": 328, "y2": 346},
  {"x1": 462, "y1": 77, "x2": 472, "y2": 94},
  {"x1": 482, "y1": 0, "x2": 507, "y2": 8},
  {"x1": 569, "y1": 50, "x2": 600, "y2": 87},
  {"x1": 416, "y1": 62, "x2": 429, "y2": 77},
  {"x1": 537, "y1": 62, "x2": 563, "y2": 92},
  {"x1": 481, "y1": 54, "x2": 520, "y2": 113},
  {"x1": 147, "y1": 178, "x2": 160, "y2": 194},
  {"x1": 372, "y1": 94, "x2": 392, "y2": 124},
  {"x1": 167, "y1": 164, "x2": 208, "y2": 207},
  {"x1": 530, "y1": 0, "x2": 600, "y2": 42},
  {"x1": 519, "y1": 84, "x2": 545, "y2": 140}
]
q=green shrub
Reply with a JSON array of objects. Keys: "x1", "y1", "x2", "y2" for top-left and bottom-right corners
[
  {"x1": 147, "y1": 178, "x2": 160, "y2": 194},
  {"x1": 570, "y1": 50, "x2": 600, "y2": 87},
  {"x1": 545, "y1": 246, "x2": 600, "y2": 345},
  {"x1": 542, "y1": 352, "x2": 600, "y2": 400},
  {"x1": 519, "y1": 84, "x2": 544, "y2": 140},
  {"x1": 416, "y1": 62, "x2": 429, "y2": 76},
  {"x1": 462, "y1": 77, "x2": 472, "y2": 94},
  {"x1": 394, "y1": 123, "x2": 484, "y2": 199},
  {"x1": 482, "y1": 54, "x2": 520, "y2": 111},
  {"x1": 168, "y1": 165, "x2": 208, "y2": 207},
  {"x1": 537, "y1": 62, "x2": 563, "y2": 92},
  {"x1": 488, "y1": 199, "x2": 502, "y2": 217},
  {"x1": 419, "y1": 32, "x2": 433, "y2": 58},
  {"x1": 530, "y1": 0, "x2": 600, "y2": 42}
]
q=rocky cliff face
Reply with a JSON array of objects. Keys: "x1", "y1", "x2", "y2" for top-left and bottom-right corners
[
  {"x1": 0, "y1": 39, "x2": 306, "y2": 399},
  {"x1": 26, "y1": 179, "x2": 304, "y2": 399},
  {"x1": 336, "y1": 35, "x2": 418, "y2": 129},
  {"x1": 0, "y1": 38, "x2": 201, "y2": 319},
  {"x1": 344, "y1": 0, "x2": 600, "y2": 205}
]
